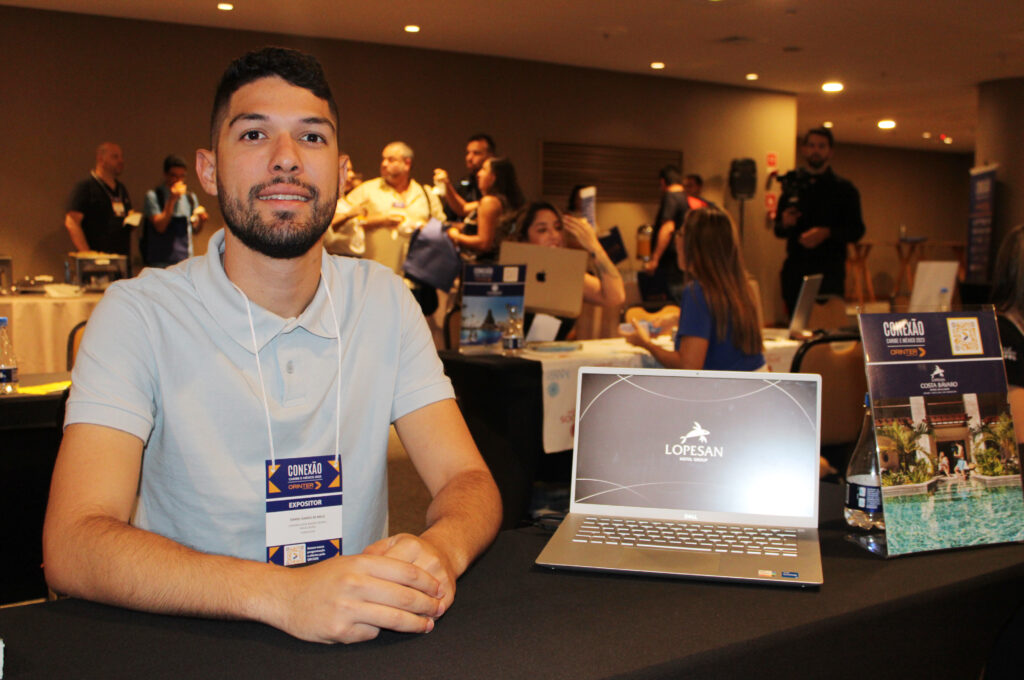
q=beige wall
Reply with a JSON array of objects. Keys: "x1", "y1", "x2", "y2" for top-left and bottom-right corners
[
  {"x1": 834, "y1": 143, "x2": 973, "y2": 300},
  {"x1": 0, "y1": 6, "x2": 796, "y2": 321},
  {"x1": 0, "y1": 7, "x2": 970, "y2": 325}
]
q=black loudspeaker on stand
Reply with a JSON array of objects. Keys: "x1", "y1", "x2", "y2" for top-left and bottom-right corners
[{"x1": 729, "y1": 158, "x2": 757, "y2": 238}]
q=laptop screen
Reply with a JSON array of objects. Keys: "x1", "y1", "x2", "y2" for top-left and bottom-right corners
[{"x1": 573, "y1": 369, "x2": 821, "y2": 525}]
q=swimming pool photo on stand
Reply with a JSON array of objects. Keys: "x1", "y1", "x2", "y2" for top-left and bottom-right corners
[{"x1": 883, "y1": 478, "x2": 1024, "y2": 554}]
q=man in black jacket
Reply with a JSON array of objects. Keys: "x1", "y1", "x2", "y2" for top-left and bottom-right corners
[{"x1": 774, "y1": 128, "x2": 865, "y2": 314}]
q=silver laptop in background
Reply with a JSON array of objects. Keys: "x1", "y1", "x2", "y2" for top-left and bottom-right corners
[
  {"x1": 788, "y1": 273, "x2": 824, "y2": 338},
  {"x1": 499, "y1": 241, "x2": 588, "y2": 318},
  {"x1": 908, "y1": 261, "x2": 959, "y2": 312},
  {"x1": 536, "y1": 366, "x2": 824, "y2": 587},
  {"x1": 762, "y1": 273, "x2": 822, "y2": 342}
]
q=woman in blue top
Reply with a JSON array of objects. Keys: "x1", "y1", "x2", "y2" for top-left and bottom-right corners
[{"x1": 627, "y1": 207, "x2": 765, "y2": 371}]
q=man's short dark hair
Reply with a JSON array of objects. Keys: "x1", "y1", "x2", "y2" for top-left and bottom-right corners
[
  {"x1": 210, "y1": 46, "x2": 339, "y2": 145},
  {"x1": 467, "y1": 133, "x2": 496, "y2": 154},
  {"x1": 163, "y1": 155, "x2": 187, "y2": 174},
  {"x1": 802, "y1": 127, "x2": 834, "y2": 147},
  {"x1": 659, "y1": 164, "x2": 682, "y2": 185},
  {"x1": 684, "y1": 173, "x2": 703, "y2": 188}
]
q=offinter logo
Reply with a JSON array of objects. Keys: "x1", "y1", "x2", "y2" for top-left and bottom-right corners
[{"x1": 665, "y1": 421, "x2": 724, "y2": 462}]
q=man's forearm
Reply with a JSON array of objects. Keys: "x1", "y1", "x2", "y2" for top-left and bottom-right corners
[
  {"x1": 419, "y1": 468, "x2": 501, "y2": 576},
  {"x1": 649, "y1": 222, "x2": 674, "y2": 264},
  {"x1": 65, "y1": 214, "x2": 90, "y2": 251},
  {"x1": 443, "y1": 185, "x2": 471, "y2": 218},
  {"x1": 150, "y1": 199, "x2": 177, "y2": 233},
  {"x1": 45, "y1": 512, "x2": 278, "y2": 623}
]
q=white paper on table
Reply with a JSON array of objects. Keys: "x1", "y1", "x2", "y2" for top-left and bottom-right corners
[{"x1": 526, "y1": 313, "x2": 561, "y2": 343}]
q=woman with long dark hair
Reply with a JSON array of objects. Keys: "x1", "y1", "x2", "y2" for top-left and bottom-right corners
[
  {"x1": 511, "y1": 201, "x2": 624, "y2": 308},
  {"x1": 447, "y1": 157, "x2": 523, "y2": 261},
  {"x1": 626, "y1": 207, "x2": 764, "y2": 370}
]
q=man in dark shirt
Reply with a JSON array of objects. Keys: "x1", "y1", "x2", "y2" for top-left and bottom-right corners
[
  {"x1": 65, "y1": 142, "x2": 140, "y2": 258},
  {"x1": 774, "y1": 128, "x2": 865, "y2": 314},
  {"x1": 641, "y1": 165, "x2": 708, "y2": 301},
  {"x1": 433, "y1": 133, "x2": 495, "y2": 221}
]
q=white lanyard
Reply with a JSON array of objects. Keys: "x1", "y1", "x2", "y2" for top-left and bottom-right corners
[{"x1": 231, "y1": 264, "x2": 343, "y2": 467}]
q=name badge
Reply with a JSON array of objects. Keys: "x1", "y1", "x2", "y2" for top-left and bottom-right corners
[
  {"x1": 265, "y1": 455, "x2": 342, "y2": 566},
  {"x1": 111, "y1": 200, "x2": 126, "y2": 217}
]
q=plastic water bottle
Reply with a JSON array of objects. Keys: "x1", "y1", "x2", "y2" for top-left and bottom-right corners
[
  {"x1": 0, "y1": 316, "x2": 18, "y2": 394},
  {"x1": 844, "y1": 394, "x2": 885, "y2": 530},
  {"x1": 636, "y1": 224, "x2": 653, "y2": 262},
  {"x1": 502, "y1": 304, "x2": 524, "y2": 354}
]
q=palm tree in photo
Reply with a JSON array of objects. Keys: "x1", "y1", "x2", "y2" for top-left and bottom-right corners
[
  {"x1": 971, "y1": 413, "x2": 1021, "y2": 474},
  {"x1": 877, "y1": 420, "x2": 933, "y2": 474}
]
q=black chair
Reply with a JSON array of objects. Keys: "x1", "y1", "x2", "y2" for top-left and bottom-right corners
[
  {"x1": 790, "y1": 332, "x2": 867, "y2": 472},
  {"x1": 66, "y1": 320, "x2": 87, "y2": 371}
]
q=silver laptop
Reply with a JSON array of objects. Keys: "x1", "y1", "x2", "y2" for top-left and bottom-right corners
[
  {"x1": 788, "y1": 273, "x2": 824, "y2": 338},
  {"x1": 763, "y1": 273, "x2": 822, "y2": 342},
  {"x1": 908, "y1": 261, "x2": 959, "y2": 312},
  {"x1": 499, "y1": 241, "x2": 588, "y2": 318},
  {"x1": 536, "y1": 366, "x2": 824, "y2": 586}
]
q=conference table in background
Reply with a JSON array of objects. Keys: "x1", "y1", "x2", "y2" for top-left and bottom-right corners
[
  {"x1": 0, "y1": 292, "x2": 103, "y2": 373},
  {"x1": 441, "y1": 335, "x2": 802, "y2": 527},
  {"x1": 1, "y1": 484, "x2": 1021, "y2": 680}
]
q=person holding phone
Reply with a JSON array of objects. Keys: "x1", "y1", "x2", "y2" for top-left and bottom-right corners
[
  {"x1": 626, "y1": 207, "x2": 764, "y2": 371},
  {"x1": 510, "y1": 201, "x2": 624, "y2": 308}
]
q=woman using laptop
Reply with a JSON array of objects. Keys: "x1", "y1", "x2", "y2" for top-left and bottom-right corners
[
  {"x1": 510, "y1": 201, "x2": 626, "y2": 308},
  {"x1": 626, "y1": 207, "x2": 765, "y2": 371},
  {"x1": 446, "y1": 157, "x2": 524, "y2": 262}
]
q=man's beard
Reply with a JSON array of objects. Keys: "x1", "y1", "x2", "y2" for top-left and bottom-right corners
[
  {"x1": 806, "y1": 155, "x2": 827, "y2": 171},
  {"x1": 219, "y1": 177, "x2": 336, "y2": 259}
]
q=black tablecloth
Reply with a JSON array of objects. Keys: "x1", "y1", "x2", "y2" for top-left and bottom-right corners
[
  {"x1": 440, "y1": 350, "x2": 548, "y2": 527},
  {"x1": 0, "y1": 373, "x2": 68, "y2": 603},
  {"x1": 2, "y1": 485, "x2": 1022, "y2": 679}
]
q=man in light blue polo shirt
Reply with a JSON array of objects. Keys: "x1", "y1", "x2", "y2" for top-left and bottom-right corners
[{"x1": 43, "y1": 47, "x2": 501, "y2": 645}]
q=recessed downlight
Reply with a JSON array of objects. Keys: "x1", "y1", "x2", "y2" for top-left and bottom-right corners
[
  {"x1": 745, "y1": 73, "x2": 759, "y2": 81},
  {"x1": 217, "y1": 3, "x2": 233, "y2": 10},
  {"x1": 922, "y1": 132, "x2": 932, "y2": 139},
  {"x1": 821, "y1": 81, "x2": 844, "y2": 93},
  {"x1": 404, "y1": 25, "x2": 420, "y2": 33},
  {"x1": 877, "y1": 119, "x2": 896, "y2": 130},
  {"x1": 650, "y1": 62, "x2": 666, "y2": 70},
  {"x1": 822, "y1": 121, "x2": 834, "y2": 129}
]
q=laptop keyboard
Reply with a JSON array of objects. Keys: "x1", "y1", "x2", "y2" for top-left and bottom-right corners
[{"x1": 573, "y1": 517, "x2": 800, "y2": 557}]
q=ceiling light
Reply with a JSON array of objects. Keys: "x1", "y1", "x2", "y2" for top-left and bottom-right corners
[
  {"x1": 922, "y1": 132, "x2": 932, "y2": 139},
  {"x1": 216, "y1": 2, "x2": 233, "y2": 10},
  {"x1": 650, "y1": 62, "x2": 666, "y2": 70},
  {"x1": 404, "y1": 25, "x2": 420, "y2": 33},
  {"x1": 821, "y1": 81, "x2": 844, "y2": 93},
  {"x1": 877, "y1": 119, "x2": 896, "y2": 130},
  {"x1": 745, "y1": 73, "x2": 758, "y2": 81},
  {"x1": 943, "y1": 137, "x2": 953, "y2": 144},
  {"x1": 822, "y1": 121, "x2": 834, "y2": 129}
]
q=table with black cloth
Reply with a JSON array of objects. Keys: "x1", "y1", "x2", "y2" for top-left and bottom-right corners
[
  {"x1": 440, "y1": 350, "x2": 548, "y2": 528},
  {"x1": 1, "y1": 484, "x2": 1022, "y2": 679},
  {"x1": 0, "y1": 373, "x2": 69, "y2": 603}
]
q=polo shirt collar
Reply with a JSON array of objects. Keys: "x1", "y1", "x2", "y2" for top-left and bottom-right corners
[{"x1": 192, "y1": 229, "x2": 340, "y2": 353}]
